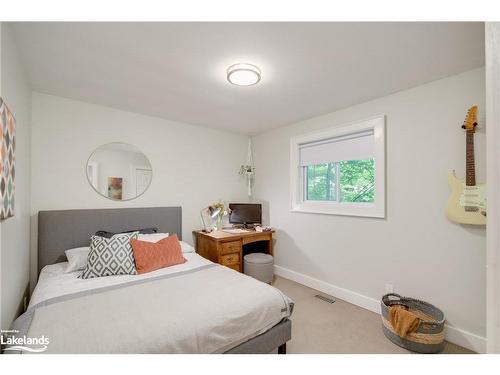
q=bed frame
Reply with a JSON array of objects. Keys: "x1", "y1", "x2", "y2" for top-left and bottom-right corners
[{"x1": 37, "y1": 207, "x2": 291, "y2": 354}]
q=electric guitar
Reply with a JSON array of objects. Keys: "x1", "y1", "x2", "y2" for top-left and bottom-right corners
[{"x1": 446, "y1": 106, "x2": 486, "y2": 225}]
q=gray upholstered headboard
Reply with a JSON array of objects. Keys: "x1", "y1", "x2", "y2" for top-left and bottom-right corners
[{"x1": 38, "y1": 207, "x2": 182, "y2": 274}]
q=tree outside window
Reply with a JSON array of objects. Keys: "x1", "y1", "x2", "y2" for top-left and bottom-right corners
[{"x1": 306, "y1": 158, "x2": 374, "y2": 203}]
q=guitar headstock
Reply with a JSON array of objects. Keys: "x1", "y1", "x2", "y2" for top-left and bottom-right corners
[{"x1": 461, "y1": 105, "x2": 478, "y2": 132}]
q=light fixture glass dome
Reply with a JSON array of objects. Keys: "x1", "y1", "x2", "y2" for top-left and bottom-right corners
[{"x1": 227, "y1": 63, "x2": 261, "y2": 86}]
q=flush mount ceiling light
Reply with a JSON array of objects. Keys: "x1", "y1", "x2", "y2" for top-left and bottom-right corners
[{"x1": 227, "y1": 63, "x2": 261, "y2": 86}]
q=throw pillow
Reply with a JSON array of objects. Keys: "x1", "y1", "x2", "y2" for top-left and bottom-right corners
[{"x1": 80, "y1": 232, "x2": 138, "y2": 279}]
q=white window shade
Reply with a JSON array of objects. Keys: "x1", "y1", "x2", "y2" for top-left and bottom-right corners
[{"x1": 299, "y1": 130, "x2": 374, "y2": 166}]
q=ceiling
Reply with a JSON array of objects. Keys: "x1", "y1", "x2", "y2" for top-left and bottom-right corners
[{"x1": 11, "y1": 22, "x2": 484, "y2": 135}]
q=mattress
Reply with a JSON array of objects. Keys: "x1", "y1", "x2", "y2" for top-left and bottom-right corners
[{"x1": 10, "y1": 253, "x2": 293, "y2": 354}]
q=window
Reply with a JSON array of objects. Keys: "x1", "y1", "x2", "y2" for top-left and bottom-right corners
[
  {"x1": 290, "y1": 116, "x2": 385, "y2": 217},
  {"x1": 305, "y1": 159, "x2": 375, "y2": 202}
]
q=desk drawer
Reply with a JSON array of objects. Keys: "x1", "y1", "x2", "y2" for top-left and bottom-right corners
[
  {"x1": 221, "y1": 253, "x2": 240, "y2": 265},
  {"x1": 241, "y1": 233, "x2": 272, "y2": 245},
  {"x1": 224, "y1": 263, "x2": 241, "y2": 272},
  {"x1": 220, "y1": 240, "x2": 241, "y2": 255}
]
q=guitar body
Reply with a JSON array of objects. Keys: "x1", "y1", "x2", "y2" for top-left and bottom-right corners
[{"x1": 446, "y1": 170, "x2": 486, "y2": 225}]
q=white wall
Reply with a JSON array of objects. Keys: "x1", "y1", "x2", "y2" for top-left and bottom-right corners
[
  {"x1": 252, "y1": 68, "x2": 486, "y2": 352},
  {"x1": 486, "y1": 22, "x2": 500, "y2": 353},
  {"x1": 31, "y1": 92, "x2": 249, "y2": 289},
  {"x1": 0, "y1": 23, "x2": 32, "y2": 330}
]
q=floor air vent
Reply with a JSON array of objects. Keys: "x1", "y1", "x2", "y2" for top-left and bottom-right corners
[{"x1": 314, "y1": 294, "x2": 336, "y2": 304}]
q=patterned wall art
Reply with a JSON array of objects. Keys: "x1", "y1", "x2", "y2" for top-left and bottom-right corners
[
  {"x1": 0, "y1": 98, "x2": 16, "y2": 220},
  {"x1": 108, "y1": 177, "x2": 123, "y2": 200}
]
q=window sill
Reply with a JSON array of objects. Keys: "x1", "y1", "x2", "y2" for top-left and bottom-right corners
[{"x1": 290, "y1": 201, "x2": 385, "y2": 218}]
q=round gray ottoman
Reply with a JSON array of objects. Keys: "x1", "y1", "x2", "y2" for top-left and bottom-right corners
[{"x1": 244, "y1": 253, "x2": 274, "y2": 284}]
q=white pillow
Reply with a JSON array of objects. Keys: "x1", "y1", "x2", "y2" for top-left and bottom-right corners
[
  {"x1": 136, "y1": 233, "x2": 195, "y2": 253},
  {"x1": 180, "y1": 241, "x2": 195, "y2": 253},
  {"x1": 65, "y1": 247, "x2": 90, "y2": 273},
  {"x1": 137, "y1": 233, "x2": 169, "y2": 242}
]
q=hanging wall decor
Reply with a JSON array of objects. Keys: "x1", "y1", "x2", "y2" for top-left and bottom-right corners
[
  {"x1": 239, "y1": 139, "x2": 255, "y2": 199},
  {"x1": 0, "y1": 98, "x2": 16, "y2": 220}
]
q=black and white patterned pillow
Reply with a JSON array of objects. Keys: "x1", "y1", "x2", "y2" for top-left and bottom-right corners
[{"x1": 79, "y1": 232, "x2": 138, "y2": 279}]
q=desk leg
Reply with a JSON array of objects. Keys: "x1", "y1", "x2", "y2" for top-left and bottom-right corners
[{"x1": 268, "y1": 238, "x2": 273, "y2": 256}]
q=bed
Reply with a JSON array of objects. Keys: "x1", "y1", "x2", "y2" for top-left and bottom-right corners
[{"x1": 8, "y1": 207, "x2": 292, "y2": 354}]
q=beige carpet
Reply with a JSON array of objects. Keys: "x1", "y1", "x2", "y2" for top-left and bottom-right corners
[{"x1": 272, "y1": 276, "x2": 474, "y2": 354}]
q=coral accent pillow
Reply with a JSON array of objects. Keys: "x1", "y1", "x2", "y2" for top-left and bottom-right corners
[{"x1": 130, "y1": 234, "x2": 187, "y2": 274}]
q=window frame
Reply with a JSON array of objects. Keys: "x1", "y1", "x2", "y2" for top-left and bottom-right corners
[{"x1": 290, "y1": 115, "x2": 385, "y2": 218}]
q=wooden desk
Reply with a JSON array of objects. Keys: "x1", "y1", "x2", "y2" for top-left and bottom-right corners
[{"x1": 193, "y1": 229, "x2": 274, "y2": 273}]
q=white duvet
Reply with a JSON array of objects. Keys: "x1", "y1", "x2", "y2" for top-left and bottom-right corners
[
  {"x1": 30, "y1": 252, "x2": 212, "y2": 307},
  {"x1": 22, "y1": 253, "x2": 292, "y2": 353}
]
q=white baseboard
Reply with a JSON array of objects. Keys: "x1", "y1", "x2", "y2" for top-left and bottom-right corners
[
  {"x1": 444, "y1": 324, "x2": 486, "y2": 354},
  {"x1": 274, "y1": 265, "x2": 486, "y2": 353},
  {"x1": 275, "y1": 265, "x2": 381, "y2": 313}
]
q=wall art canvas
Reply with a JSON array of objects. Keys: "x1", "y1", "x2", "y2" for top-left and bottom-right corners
[
  {"x1": 108, "y1": 177, "x2": 123, "y2": 200},
  {"x1": 0, "y1": 98, "x2": 16, "y2": 220}
]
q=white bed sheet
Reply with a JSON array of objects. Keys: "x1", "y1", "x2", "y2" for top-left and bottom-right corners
[{"x1": 30, "y1": 252, "x2": 212, "y2": 308}]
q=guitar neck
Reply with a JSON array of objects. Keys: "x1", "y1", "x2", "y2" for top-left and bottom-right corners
[{"x1": 466, "y1": 130, "x2": 476, "y2": 186}]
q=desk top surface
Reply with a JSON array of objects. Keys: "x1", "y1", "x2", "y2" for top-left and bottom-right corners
[{"x1": 193, "y1": 229, "x2": 274, "y2": 240}]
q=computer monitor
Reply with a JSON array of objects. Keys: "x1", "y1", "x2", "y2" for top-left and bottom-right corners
[{"x1": 229, "y1": 203, "x2": 262, "y2": 226}]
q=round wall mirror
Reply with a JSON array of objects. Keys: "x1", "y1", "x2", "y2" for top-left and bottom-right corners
[{"x1": 86, "y1": 142, "x2": 152, "y2": 201}]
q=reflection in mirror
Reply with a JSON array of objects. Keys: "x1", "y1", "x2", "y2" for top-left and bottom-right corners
[{"x1": 86, "y1": 142, "x2": 152, "y2": 201}]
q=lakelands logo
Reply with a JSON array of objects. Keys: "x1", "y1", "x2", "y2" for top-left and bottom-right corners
[{"x1": 1, "y1": 330, "x2": 49, "y2": 353}]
